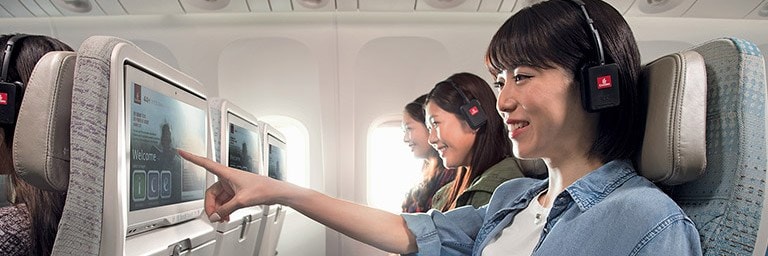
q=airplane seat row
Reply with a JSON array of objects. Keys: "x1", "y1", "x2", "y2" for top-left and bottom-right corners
[
  {"x1": 5, "y1": 35, "x2": 283, "y2": 256},
  {"x1": 636, "y1": 37, "x2": 767, "y2": 255}
]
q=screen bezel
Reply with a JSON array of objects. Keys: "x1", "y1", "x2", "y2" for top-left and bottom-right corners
[
  {"x1": 222, "y1": 108, "x2": 262, "y2": 175},
  {"x1": 124, "y1": 63, "x2": 208, "y2": 216},
  {"x1": 266, "y1": 130, "x2": 287, "y2": 181},
  {"x1": 102, "y1": 41, "x2": 214, "y2": 255}
]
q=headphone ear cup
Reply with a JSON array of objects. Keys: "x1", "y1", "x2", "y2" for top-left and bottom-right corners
[
  {"x1": 0, "y1": 81, "x2": 19, "y2": 124},
  {"x1": 580, "y1": 63, "x2": 621, "y2": 112},
  {"x1": 460, "y1": 99, "x2": 487, "y2": 130}
]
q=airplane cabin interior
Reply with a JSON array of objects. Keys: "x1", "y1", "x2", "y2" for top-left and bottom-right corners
[{"x1": 1, "y1": 0, "x2": 768, "y2": 255}]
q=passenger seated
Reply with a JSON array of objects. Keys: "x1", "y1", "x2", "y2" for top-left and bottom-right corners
[
  {"x1": 176, "y1": 0, "x2": 702, "y2": 255},
  {"x1": 401, "y1": 94, "x2": 456, "y2": 213},
  {"x1": 0, "y1": 34, "x2": 73, "y2": 256},
  {"x1": 423, "y1": 73, "x2": 529, "y2": 211}
]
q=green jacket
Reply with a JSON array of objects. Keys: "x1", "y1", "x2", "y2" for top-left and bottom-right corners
[{"x1": 431, "y1": 157, "x2": 525, "y2": 210}]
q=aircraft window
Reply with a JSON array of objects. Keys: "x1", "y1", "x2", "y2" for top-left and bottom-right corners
[
  {"x1": 259, "y1": 116, "x2": 310, "y2": 188},
  {"x1": 367, "y1": 119, "x2": 424, "y2": 213}
]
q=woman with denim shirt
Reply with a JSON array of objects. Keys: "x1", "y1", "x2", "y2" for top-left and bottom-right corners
[{"x1": 179, "y1": 0, "x2": 702, "y2": 255}]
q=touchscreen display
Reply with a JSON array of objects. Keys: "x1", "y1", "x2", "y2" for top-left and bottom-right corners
[
  {"x1": 129, "y1": 78, "x2": 207, "y2": 211},
  {"x1": 268, "y1": 140, "x2": 285, "y2": 181},
  {"x1": 227, "y1": 116, "x2": 260, "y2": 173}
]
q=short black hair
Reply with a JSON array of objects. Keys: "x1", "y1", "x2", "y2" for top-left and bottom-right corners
[{"x1": 485, "y1": 0, "x2": 643, "y2": 163}]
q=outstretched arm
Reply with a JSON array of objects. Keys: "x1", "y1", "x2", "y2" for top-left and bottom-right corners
[{"x1": 178, "y1": 150, "x2": 418, "y2": 254}]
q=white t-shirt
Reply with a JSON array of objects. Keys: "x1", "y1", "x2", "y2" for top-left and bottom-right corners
[{"x1": 482, "y1": 191, "x2": 550, "y2": 256}]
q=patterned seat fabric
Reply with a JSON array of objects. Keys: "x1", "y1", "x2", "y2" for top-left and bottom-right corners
[{"x1": 671, "y1": 38, "x2": 767, "y2": 256}]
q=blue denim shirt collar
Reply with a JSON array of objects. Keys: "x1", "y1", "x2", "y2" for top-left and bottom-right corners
[
  {"x1": 564, "y1": 159, "x2": 636, "y2": 212},
  {"x1": 474, "y1": 159, "x2": 637, "y2": 255}
]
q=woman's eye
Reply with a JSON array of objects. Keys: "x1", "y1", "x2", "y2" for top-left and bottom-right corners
[
  {"x1": 494, "y1": 70, "x2": 507, "y2": 90},
  {"x1": 493, "y1": 81, "x2": 505, "y2": 90},
  {"x1": 514, "y1": 74, "x2": 532, "y2": 82}
]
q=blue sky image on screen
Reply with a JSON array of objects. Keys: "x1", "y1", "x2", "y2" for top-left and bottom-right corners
[
  {"x1": 228, "y1": 122, "x2": 260, "y2": 173},
  {"x1": 129, "y1": 82, "x2": 207, "y2": 211},
  {"x1": 268, "y1": 143, "x2": 285, "y2": 181}
]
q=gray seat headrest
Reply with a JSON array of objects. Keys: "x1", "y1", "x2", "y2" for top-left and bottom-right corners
[
  {"x1": 12, "y1": 51, "x2": 76, "y2": 192},
  {"x1": 636, "y1": 50, "x2": 707, "y2": 185}
]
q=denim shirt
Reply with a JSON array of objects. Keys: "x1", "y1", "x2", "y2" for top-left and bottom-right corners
[{"x1": 401, "y1": 160, "x2": 702, "y2": 256}]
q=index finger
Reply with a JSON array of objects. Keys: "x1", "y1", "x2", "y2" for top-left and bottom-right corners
[{"x1": 178, "y1": 149, "x2": 231, "y2": 179}]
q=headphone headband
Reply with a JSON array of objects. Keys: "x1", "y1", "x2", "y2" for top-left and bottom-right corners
[
  {"x1": 442, "y1": 79, "x2": 471, "y2": 104},
  {"x1": 571, "y1": 0, "x2": 605, "y2": 65},
  {"x1": 1, "y1": 34, "x2": 30, "y2": 83}
]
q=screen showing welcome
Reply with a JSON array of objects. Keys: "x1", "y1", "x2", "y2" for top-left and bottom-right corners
[
  {"x1": 129, "y1": 78, "x2": 207, "y2": 211},
  {"x1": 228, "y1": 116, "x2": 260, "y2": 173}
]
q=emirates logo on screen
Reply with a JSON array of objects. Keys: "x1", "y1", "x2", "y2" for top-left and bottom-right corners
[
  {"x1": 597, "y1": 75, "x2": 612, "y2": 90},
  {"x1": 134, "y1": 83, "x2": 142, "y2": 104},
  {"x1": 0, "y1": 93, "x2": 7, "y2": 105},
  {"x1": 469, "y1": 106, "x2": 479, "y2": 116}
]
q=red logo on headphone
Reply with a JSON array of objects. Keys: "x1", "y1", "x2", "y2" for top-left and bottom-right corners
[
  {"x1": 0, "y1": 93, "x2": 7, "y2": 105},
  {"x1": 597, "y1": 75, "x2": 612, "y2": 90},
  {"x1": 469, "y1": 106, "x2": 479, "y2": 116}
]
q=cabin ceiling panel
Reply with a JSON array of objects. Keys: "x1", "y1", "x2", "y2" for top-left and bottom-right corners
[
  {"x1": 478, "y1": 0, "x2": 503, "y2": 12},
  {"x1": 118, "y1": 0, "x2": 184, "y2": 15},
  {"x1": 50, "y1": 0, "x2": 106, "y2": 16},
  {"x1": 31, "y1": 0, "x2": 62, "y2": 16},
  {"x1": 0, "y1": 7, "x2": 11, "y2": 18},
  {"x1": 336, "y1": 0, "x2": 357, "y2": 11},
  {"x1": 0, "y1": 1, "x2": 34, "y2": 17},
  {"x1": 246, "y1": 0, "x2": 271, "y2": 12},
  {"x1": 19, "y1": 0, "x2": 48, "y2": 17},
  {"x1": 745, "y1": 0, "x2": 768, "y2": 19},
  {"x1": 498, "y1": 0, "x2": 517, "y2": 12},
  {"x1": 684, "y1": 0, "x2": 763, "y2": 18},
  {"x1": 358, "y1": 0, "x2": 415, "y2": 12},
  {"x1": 603, "y1": 0, "x2": 633, "y2": 14},
  {"x1": 0, "y1": 0, "x2": 767, "y2": 19},
  {"x1": 293, "y1": 0, "x2": 335, "y2": 11},
  {"x1": 416, "y1": 0, "x2": 481, "y2": 12},
  {"x1": 93, "y1": 0, "x2": 127, "y2": 15},
  {"x1": 625, "y1": 0, "x2": 697, "y2": 17},
  {"x1": 270, "y1": 0, "x2": 294, "y2": 12},
  {"x1": 180, "y1": 0, "x2": 251, "y2": 13}
]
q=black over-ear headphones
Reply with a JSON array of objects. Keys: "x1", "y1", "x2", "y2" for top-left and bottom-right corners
[
  {"x1": 571, "y1": 0, "x2": 620, "y2": 112},
  {"x1": 439, "y1": 80, "x2": 487, "y2": 130},
  {"x1": 0, "y1": 34, "x2": 29, "y2": 124}
]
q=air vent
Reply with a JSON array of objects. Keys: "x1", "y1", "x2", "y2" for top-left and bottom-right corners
[
  {"x1": 53, "y1": 0, "x2": 93, "y2": 13},
  {"x1": 184, "y1": 0, "x2": 230, "y2": 10},
  {"x1": 638, "y1": 0, "x2": 682, "y2": 14},
  {"x1": 296, "y1": 0, "x2": 329, "y2": 9},
  {"x1": 759, "y1": 2, "x2": 768, "y2": 17},
  {"x1": 422, "y1": 0, "x2": 467, "y2": 9}
]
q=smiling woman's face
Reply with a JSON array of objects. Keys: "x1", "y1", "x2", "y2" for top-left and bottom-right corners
[{"x1": 425, "y1": 102, "x2": 477, "y2": 169}]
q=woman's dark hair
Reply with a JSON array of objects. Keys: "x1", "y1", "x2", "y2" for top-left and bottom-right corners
[
  {"x1": 1, "y1": 34, "x2": 72, "y2": 256},
  {"x1": 485, "y1": 0, "x2": 643, "y2": 163},
  {"x1": 402, "y1": 94, "x2": 453, "y2": 212},
  {"x1": 426, "y1": 72, "x2": 512, "y2": 211}
]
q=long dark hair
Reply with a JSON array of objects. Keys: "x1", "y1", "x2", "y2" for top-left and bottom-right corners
[
  {"x1": 405, "y1": 94, "x2": 445, "y2": 180},
  {"x1": 402, "y1": 94, "x2": 452, "y2": 212},
  {"x1": 1, "y1": 34, "x2": 73, "y2": 256},
  {"x1": 485, "y1": 0, "x2": 643, "y2": 163},
  {"x1": 426, "y1": 72, "x2": 512, "y2": 211}
]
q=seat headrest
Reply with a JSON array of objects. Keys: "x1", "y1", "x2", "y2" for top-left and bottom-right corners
[
  {"x1": 12, "y1": 51, "x2": 76, "y2": 192},
  {"x1": 636, "y1": 50, "x2": 707, "y2": 186}
]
